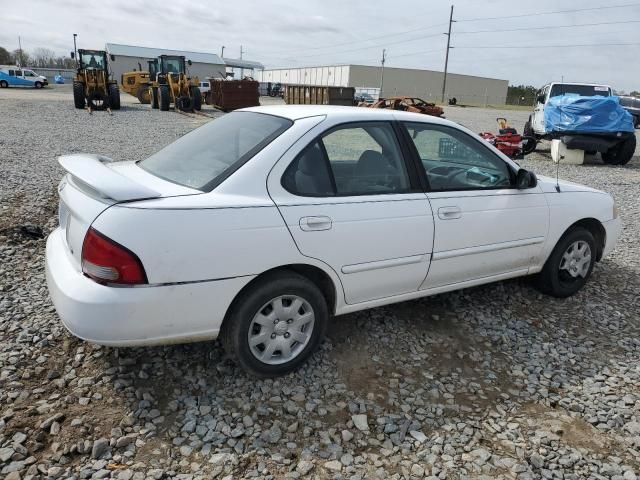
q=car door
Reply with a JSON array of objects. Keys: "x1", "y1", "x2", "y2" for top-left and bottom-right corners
[
  {"x1": 532, "y1": 85, "x2": 548, "y2": 134},
  {"x1": 401, "y1": 121, "x2": 548, "y2": 291},
  {"x1": 268, "y1": 121, "x2": 434, "y2": 305}
]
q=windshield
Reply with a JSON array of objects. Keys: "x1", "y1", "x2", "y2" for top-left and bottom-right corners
[
  {"x1": 81, "y1": 52, "x2": 105, "y2": 70},
  {"x1": 138, "y1": 112, "x2": 292, "y2": 191},
  {"x1": 163, "y1": 58, "x2": 182, "y2": 73},
  {"x1": 549, "y1": 84, "x2": 610, "y2": 98}
]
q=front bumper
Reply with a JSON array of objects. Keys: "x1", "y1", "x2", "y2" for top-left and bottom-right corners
[
  {"x1": 45, "y1": 228, "x2": 253, "y2": 346},
  {"x1": 602, "y1": 217, "x2": 622, "y2": 258}
]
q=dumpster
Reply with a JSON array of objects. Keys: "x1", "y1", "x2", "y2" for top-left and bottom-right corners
[
  {"x1": 284, "y1": 85, "x2": 355, "y2": 106},
  {"x1": 205, "y1": 79, "x2": 260, "y2": 111}
]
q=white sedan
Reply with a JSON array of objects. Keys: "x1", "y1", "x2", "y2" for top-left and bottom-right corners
[{"x1": 46, "y1": 106, "x2": 621, "y2": 376}]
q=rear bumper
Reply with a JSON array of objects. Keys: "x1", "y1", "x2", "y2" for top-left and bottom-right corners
[
  {"x1": 45, "y1": 228, "x2": 253, "y2": 346},
  {"x1": 602, "y1": 217, "x2": 621, "y2": 259}
]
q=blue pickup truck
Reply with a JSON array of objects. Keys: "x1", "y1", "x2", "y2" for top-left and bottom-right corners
[{"x1": 0, "y1": 66, "x2": 48, "y2": 88}]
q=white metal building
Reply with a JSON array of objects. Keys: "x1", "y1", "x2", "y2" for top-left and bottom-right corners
[
  {"x1": 105, "y1": 44, "x2": 263, "y2": 84},
  {"x1": 256, "y1": 64, "x2": 509, "y2": 105}
]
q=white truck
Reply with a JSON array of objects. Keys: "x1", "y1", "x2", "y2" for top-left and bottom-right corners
[{"x1": 524, "y1": 82, "x2": 636, "y2": 165}]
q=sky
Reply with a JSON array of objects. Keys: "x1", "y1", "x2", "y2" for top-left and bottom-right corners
[{"x1": 1, "y1": 0, "x2": 639, "y2": 92}]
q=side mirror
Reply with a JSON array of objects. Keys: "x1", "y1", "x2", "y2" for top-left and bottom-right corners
[
  {"x1": 516, "y1": 169, "x2": 537, "y2": 189},
  {"x1": 70, "y1": 52, "x2": 75, "y2": 59},
  {"x1": 110, "y1": 54, "x2": 115, "y2": 61},
  {"x1": 187, "y1": 59, "x2": 192, "y2": 66}
]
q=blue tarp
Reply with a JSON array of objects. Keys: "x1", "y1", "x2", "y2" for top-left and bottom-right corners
[
  {"x1": 544, "y1": 95, "x2": 635, "y2": 134},
  {"x1": 54, "y1": 75, "x2": 65, "y2": 84}
]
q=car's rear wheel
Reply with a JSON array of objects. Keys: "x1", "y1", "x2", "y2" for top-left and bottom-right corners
[
  {"x1": 0, "y1": 80, "x2": 8, "y2": 88},
  {"x1": 222, "y1": 272, "x2": 328, "y2": 377},
  {"x1": 535, "y1": 227, "x2": 596, "y2": 298}
]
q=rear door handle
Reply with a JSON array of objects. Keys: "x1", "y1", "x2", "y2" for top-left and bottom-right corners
[
  {"x1": 438, "y1": 206, "x2": 461, "y2": 220},
  {"x1": 299, "y1": 216, "x2": 332, "y2": 231}
]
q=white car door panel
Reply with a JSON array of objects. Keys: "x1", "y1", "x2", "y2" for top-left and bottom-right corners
[
  {"x1": 268, "y1": 121, "x2": 434, "y2": 305},
  {"x1": 277, "y1": 196, "x2": 434, "y2": 304},
  {"x1": 402, "y1": 121, "x2": 549, "y2": 290},
  {"x1": 423, "y1": 189, "x2": 548, "y2": 288}
]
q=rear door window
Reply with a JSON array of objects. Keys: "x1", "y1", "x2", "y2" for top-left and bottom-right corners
[{"x1": 282, "y1": 122, "x2": 411, "y2": 197}]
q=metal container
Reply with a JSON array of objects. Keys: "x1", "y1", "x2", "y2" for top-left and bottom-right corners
[
  {"x1": 205, "y1": 79, "x2": 260, "y2": 111},
  {"x1": 284, "y1": 85, "x2": 355, "y2": 106}
]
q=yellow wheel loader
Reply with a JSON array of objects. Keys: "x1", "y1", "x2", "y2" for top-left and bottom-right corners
[
  {"x1": 121, "y1": 68, "x2": 151, "y2": 104},
  {"x1": 71, "y1": 49, "x2": 120, "y2": 112},
  {"x1": 149, "y1": 55, "x2": 201, "y2": 112}
]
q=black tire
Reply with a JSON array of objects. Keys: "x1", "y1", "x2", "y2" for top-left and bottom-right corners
[
  {"x1": 0, "y1": 80, "x2": 8, "y2": 88},
  {"x1": 601, "y1": 135, "x2": 636, "y2": 165},
  {"x1": 72, "y1": 82, "x2": 85, "y2": 109},
  {"x1": 136, "y1": 84, "x2": 150, "y2": 104},
  {"x1": 34, "y1": 81, "x2": 43, "y2": 89},
  {"x1": 158, "y1": 85, "x2": 170, "y2": 111},
  {"x1": 634, "y1": 115, "x2": 640, "y2": 129},
  {"x1": 221, "y1": 272, "x2": 329, "y2": 377},
  {"x1": 191, "y1": 86, "x2": 202, "y2": 111},
  {"x1": 534, "y1": 227, "x2": 596, "y2": 298},
  {"x1": 522, "y1": 135, "x2": 537, "y2": 155},
  {"x1": 150, "y1": 87, "x2": 159, "y2": 109},
  {"x1": 176, "y1": 95, "x2": 192, "y2": 112},
  {"x1": 108, "y1": 84, "x2": 120, "y2": 110}
]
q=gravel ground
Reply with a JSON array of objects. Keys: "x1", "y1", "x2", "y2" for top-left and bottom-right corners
[{"x1": 1, "y1": 88, "x2": 640, "y2": 480}]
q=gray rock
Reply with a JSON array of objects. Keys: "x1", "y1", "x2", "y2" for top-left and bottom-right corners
[
  {"x1": 352, "y1": 414, "x2": 369, "y2": 432},
  {"x1": 91, "y1": 438, "x2": 110, "y2": 459}
]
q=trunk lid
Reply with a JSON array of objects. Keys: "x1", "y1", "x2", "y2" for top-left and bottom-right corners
[{"x1": 56, "y1": 154, "x2": 199, "y2": 268}]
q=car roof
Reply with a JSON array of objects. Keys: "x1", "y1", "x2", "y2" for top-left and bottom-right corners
[
  {"x1": 544, "y1": 82, "x2": 612, "y2": 88},
  {"x1": 240, "y1": 104, "x2": 449, "y2": 124}
]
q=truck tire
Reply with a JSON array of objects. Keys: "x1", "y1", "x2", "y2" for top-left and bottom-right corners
[
  {"x1": 158, "y1": 85, "x2": 170, "y2": 111},
  {"x1": 136, "y1": 84, "x2": 150, "y2": 104},
  {"x1": 0, "y1": 80, "x2": 8, "y2": 88},
  {"x1": 108, "y1": 84, "x2": 121, "y2": 110},
  {"x1": 602, "y1": 135, "x2": 636, "y2": 166},
  {"x1": 191, "y1": 86, "x2": 202, "y2": 111},
  {"x1": 150, "y1": 87, "x2": 158, "y2": 109},
  {"x1": 34, "y1": 81, "x2": 43, "y2": 89},
  {"x1": 72, "y1": 82, "x2": 85, "y2": 109}
]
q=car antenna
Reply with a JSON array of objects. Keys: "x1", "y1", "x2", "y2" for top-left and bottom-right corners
[{"x1": 555, "y1": 154, "x2": 562, "y2": 192}]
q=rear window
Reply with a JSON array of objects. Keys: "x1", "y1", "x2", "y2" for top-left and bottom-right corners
[
  {"x1": 138, "y1": 112, "x2": 292, "y2": 191},
  {"x1": 620, "y1": 96, "x2": 640, "y2": 108},
  {"x1": 549, "y1": 84, "x2": 611, "y2": 98}
]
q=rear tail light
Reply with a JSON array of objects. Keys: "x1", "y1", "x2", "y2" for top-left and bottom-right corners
[{"x1": 81, "y1": 228, "x2": 147, "y2": 285}]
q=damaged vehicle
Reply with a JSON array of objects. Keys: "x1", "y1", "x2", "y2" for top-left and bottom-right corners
[
  {"x1": 364, "y1": 96, "x2": 445, "y2": 118},
  {"x1": 46, "y1": 106, "x2": 620, "y2": 376}
]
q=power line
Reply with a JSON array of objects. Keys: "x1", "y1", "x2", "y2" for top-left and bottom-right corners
[
  {"x1": 456, "y1": 19, "x2": 640, "y2": 34},
  {"x1": 457, "y1": 2, "x2": 640, "y2": 22},
  {"x1": 454, "y1": 42, "x2": 640, "y2": 49},
  {"x1": 267, "y1": 22, "x2": 447, "y2": 56}
]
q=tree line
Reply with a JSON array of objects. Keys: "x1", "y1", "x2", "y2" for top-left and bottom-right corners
[{"x1": 0, "y1": 46, "x2": 76, "y2": 69}]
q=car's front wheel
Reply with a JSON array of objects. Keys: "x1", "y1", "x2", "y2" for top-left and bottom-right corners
[
  {"x1": 535, "y1": 227, "x2": 596, "y2": 298},
  {"x1": 222, "y1": 272, "x2": 328, "y2": 377}
]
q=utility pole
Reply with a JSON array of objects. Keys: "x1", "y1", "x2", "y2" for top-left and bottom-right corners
[
  {"x1": 17, "y1": 36, "x2": 23, "y2": 67},
  {"x1": 441, "y1": 5, "x2": 455, "y2": 104},
  {"x1": 73, "y1": 33, "x2": 78, "y2": 67},
  {"x1": 221, "y1": 45, "x2": 225, "y2": 58},
  {"x1": 379, "y1": 48, "x2": 386, "y2": 98},
  {"x1": 239, "y1": 45, "x2": 245, "y2": 79}
]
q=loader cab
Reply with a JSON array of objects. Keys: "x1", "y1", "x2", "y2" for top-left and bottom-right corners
[
  {"x1": 157, "y1": 55, "x2": 187, "y2": 84},
  {"x1": 148, "y1": 59, "x2": 158, "y2": 82},
  {"x1": 77, "y1": 50, "x2": 108, "y2": 72}
]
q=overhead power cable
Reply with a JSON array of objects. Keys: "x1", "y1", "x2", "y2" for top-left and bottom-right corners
[
  {"x1": 454, "y1": 42, "x2": 640, "y2": 49},
  {"x1": 456, "y1": 19, "x2": 640, "y2": 34},
  {"x1": 457, "y1": 2, "x2": 640, "y2": 22}
]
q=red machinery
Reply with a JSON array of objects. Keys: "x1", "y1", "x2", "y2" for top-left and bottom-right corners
[{"x1": 480, "y1": 118, "x2": 536, "y2": 159}]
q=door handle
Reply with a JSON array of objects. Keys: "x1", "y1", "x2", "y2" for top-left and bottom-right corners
[
  {"x1": 299, "y1": 216, "x2": 332, "y2": 231},
  {"x1": 438, "y1": 206, "x2": 461, "y2": 220}
]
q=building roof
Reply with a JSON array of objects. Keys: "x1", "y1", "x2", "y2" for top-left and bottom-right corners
[
  {"x1": 105, "y1": 43, "x2": 224, "y2": 65},
  {"x1": 222, "y1": 57, "x2": 264, "y2": 70}
]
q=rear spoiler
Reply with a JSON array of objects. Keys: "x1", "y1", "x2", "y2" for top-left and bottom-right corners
[{"x1": 58, "y1": 154, "x2": 161, "y2": 202}]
